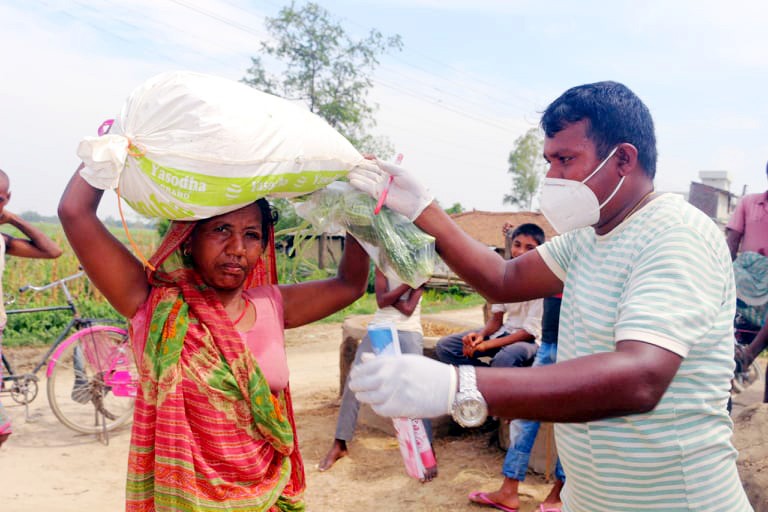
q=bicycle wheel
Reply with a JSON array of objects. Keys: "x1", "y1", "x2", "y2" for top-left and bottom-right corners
[{"x1": 47, "y1": 325, "x2": 136, "y2": 435}]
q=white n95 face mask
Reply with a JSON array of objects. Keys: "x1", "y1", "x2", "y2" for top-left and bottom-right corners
[{"x1": 539, "y1": 146, "x2": 622, "y2": 233}]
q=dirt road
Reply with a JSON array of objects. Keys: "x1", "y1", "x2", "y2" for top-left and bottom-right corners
[
  {"x1": 0, "y1": 307, "x2": 556, "y2": 511},
  {"x1": 1, "y1": 307, "x2": 763, "y2": 511}
]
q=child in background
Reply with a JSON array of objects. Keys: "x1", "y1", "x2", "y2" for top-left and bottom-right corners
[
  {"x1": 434, "y1": 223, "x2": 544, "y2": 370},
  {"x1": 0, "y1": 168, "x2": 62, "y2": 447}
]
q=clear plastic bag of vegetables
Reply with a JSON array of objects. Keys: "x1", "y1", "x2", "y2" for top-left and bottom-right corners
[{"x1": 294, "y1": 182, "x2": 436, "y2": 288}]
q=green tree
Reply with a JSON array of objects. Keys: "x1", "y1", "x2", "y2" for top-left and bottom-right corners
[
  {"x1": 242, "y1": 1, "x2": 402, "y2": 156},
  {"x1": 444, "y1": 202, "x2": 465, "y2": 215},
  {"x1": 156, "y1": 218, "x2": 171, "y2": 238},
  {"x1": 503, "y1": 127, "x2": 545, "y2": 210}
]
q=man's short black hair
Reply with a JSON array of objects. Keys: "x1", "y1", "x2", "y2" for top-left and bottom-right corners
[
  {"x1": 540, "y1": 81, "x2": 657, "y2": 179},
  {"x1": 509, "y1": 222, "x2": 545, "y2": 246}
]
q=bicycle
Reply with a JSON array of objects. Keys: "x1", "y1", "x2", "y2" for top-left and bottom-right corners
[{"x1": 1, "y1": 271, "x2": 136, "y2": 440}]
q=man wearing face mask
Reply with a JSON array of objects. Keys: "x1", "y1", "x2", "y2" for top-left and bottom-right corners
[{"x1": 347, "y1": 81, "x2": 753, "y2": 511}]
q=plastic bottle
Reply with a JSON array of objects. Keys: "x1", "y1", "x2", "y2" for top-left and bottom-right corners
[{"x1": 367, "y1": 322, "x2": 437, "y2": 480}]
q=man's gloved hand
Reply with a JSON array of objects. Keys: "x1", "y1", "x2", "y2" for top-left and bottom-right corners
[
  {"x1": 349, "y1": 158, "x2": 434, "y2": 221},
  {"x1": 349, "y1": 353, "x2": 457, "y2": 418}
]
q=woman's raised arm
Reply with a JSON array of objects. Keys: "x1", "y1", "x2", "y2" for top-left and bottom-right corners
[
  {"x1": 281, "y1": 234, "x2": 370, "y2": 328},
  {"x1": 58, "y1": 164, "x2": 150, "y2": 318}
]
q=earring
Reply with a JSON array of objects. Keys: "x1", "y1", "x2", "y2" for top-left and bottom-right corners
[{"x1": 182, "y1": 247, "x2": 191, "y2": 257}]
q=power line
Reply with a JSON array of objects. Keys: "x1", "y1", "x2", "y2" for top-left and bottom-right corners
[
  {"x1": 156, "y1": 0, "x2": 538, "y2": 127},
  {"x1": 59, "y1": 0, "x2": 254, "y2": 71},
  {"x1": 373, "y1": 77, "x2": 520, "y2": 134},
  {"x1": 318, "y1": 3, "x2": 540, "y2": 113},
  {"x1": 166, "y1": 0, "x2": 265, "y2": 37},
  {"x1": 376, "y1": 62, "x2": 526, "y2": 119},
  {"x1": 45, "y1": 1, "x2": 534, "y2": 144}
]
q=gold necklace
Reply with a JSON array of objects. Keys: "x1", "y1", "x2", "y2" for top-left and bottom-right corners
[{"x1": 624, "y1": 190, "x2": 656, "y2": 219}]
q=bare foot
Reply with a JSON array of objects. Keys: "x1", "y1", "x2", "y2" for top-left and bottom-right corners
[
  {"x1": 539, "y1": 479, "x2": 564, "y2": 510},
  {"x1": 317, "y1": 439, "x2": 347, "y2": 472},
  {"x1": 0, "y1": 432, "x2": 10, "y2": 448}
]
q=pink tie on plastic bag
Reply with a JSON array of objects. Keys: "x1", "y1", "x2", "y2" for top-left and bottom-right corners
[
  {"x1": 97, "y1": 119, "x2": 114, "y2": 136},
  {"x1": 373, "y1": 153, "x2": 403, "y2": 215}
]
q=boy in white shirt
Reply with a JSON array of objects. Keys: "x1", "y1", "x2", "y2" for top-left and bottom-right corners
[{"x1": 435, "y1": 223, "x2": 543, "y2": 369}]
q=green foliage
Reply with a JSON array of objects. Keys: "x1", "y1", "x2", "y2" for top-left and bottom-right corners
[
  {"x1": 101, "y1": 216, "x2": 157, "y2": 230},
  {"x1": 2, "y1": 220, "x2": 482, "y2": 343},
  {"x1": 273, "y1": 198, "x2": 303, "y2": 233},
  {"x1": 444, "y1": 202, "x2": 465, "y2": 215},
  {"x1": 19, "y1": 211, "x2": 59, "y2": 223},
  {"x1": 3, "y1": 299, "x2": 124, "y2": 347},
  {"x1": 20, "y1": 211, "x2": 155, "y2": 231},
  {"x1": 366, "y1": 262, "x2": 376, "y2": 293},
  {"x1": 274, "y1": 228, "x2": 319, "y2": 283},
  {"x1": 242, "y1": 1, "x2": 402, "y2": 156},
  {"x1": 503, "y1": 127, "x2": 546, "y2": 210},
  {"x1": 319, "y1": 292, "x2": 378, "y2": 323},
  {"x1": 4, "y1": 310, "x2": 73, "y2": 347},
  {"x1": 421, "y1": 288, "x2": 485, "y2": 313},
  {"x1": 156, "y1": 218, "x2": 170, "y2": 238},
  {"x1": 2, "y1": 221, "x2": 154, "y2": 346},
  {"x1": 316, "y1": 287, "x2": 485, "y2": 324}
]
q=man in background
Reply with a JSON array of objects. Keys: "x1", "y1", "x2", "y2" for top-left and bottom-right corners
[{"x1": 727, "y1": 161, "x2": 768, "y2": 403}]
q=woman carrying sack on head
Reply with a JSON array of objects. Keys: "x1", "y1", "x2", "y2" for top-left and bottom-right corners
[{"x1": 59, "y1": 163, "x2": 370, "y2": 511}]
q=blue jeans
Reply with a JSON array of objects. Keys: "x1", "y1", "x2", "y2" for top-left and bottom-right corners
[
  {"x1": 434, "y1": 330, "x2": 538, "y2": 368},
  {"x1": 502, "y1": 341, "x2": 565, "y2": 482}
]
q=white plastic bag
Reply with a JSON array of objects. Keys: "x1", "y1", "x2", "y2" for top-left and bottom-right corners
[{"x1": 77, "y1": 70, "x2": 364, "y2": 220}]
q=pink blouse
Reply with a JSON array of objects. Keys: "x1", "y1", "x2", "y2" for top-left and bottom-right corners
[
  {"x1": 130, "y1": 285, "x2": 289, "y2": 394},
  {"x1": 242, "y1": 286, "x2": 289, "y2": 394}
]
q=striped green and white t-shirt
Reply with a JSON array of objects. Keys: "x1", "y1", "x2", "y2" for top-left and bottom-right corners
[{"x1": 538, "y1": 193, "x2": 753, "y2": 512}]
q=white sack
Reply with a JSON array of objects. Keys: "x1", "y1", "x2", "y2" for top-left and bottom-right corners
[{"x1": 77, "y1": 70, "x2": 364, "y2": 220}]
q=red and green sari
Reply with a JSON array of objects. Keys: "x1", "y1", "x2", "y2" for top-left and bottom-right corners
[{"x1": 126, "y1": 221, "x2": 305, "y2": 511}]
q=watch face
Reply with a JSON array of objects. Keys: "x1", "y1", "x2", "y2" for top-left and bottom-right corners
[{"x1": 457, "y1": 397, "x2": 488, "y2": 427}]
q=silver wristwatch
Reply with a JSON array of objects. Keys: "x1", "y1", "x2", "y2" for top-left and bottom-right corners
[{"x1": 451, "y1": 365, "x2": 488, "y2": 428}]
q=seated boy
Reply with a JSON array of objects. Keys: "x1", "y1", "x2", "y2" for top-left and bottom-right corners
[{"x1": 434, "y1": 223, "x2": 544, "y2": 369}]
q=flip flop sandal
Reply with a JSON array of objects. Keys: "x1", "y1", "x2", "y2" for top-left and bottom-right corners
[{"x1": 467, "y1": 491, "x2": 519, "y2": 512}]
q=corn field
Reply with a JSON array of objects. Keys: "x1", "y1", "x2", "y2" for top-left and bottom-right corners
[{"x1": 3, "y1": 223, "x2": 159, "y2": 346}]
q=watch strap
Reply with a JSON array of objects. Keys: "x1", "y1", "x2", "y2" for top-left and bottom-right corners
[
  {"x1": 458, "y1": 365, "x2": 477, "y2": 394},
  {"x1": 447, "y1": 365, "x2": 458, "y2": 413}
]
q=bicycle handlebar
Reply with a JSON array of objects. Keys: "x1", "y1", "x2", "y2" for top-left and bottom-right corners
[{"x1": 17, "y1": 271, "x2": 85, "y2": 295}]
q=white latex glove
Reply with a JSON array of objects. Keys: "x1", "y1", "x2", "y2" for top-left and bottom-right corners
[
  {"x1": 349, "y1": 353, "x2": 457, "y2": 419},
  {"x1": 76, "y1": 134, "x2": 130, "y2": 190},
  {"x1": 348, "y1": 158, "x2": 434, "y2": 221}
]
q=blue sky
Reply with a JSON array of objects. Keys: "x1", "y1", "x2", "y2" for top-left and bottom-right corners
[{"x1": 2, "y1": 0, "x2": 767, "y2": 219}]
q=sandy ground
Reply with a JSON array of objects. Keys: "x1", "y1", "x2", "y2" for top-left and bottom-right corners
[
  {"x1": 732, "y1": 371, "x2": 768, "y2": 511},
  {"x1": 0, "y1": 306, "x2": 764, "y2": 511}
]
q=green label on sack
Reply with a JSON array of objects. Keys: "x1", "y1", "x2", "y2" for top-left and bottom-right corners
[
  {"x1": 126, "y1": 193, "x2": 197, "y2": 219},
  {"x1": 135, "y1": 156, "x2": 347, "y2": 207}
]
